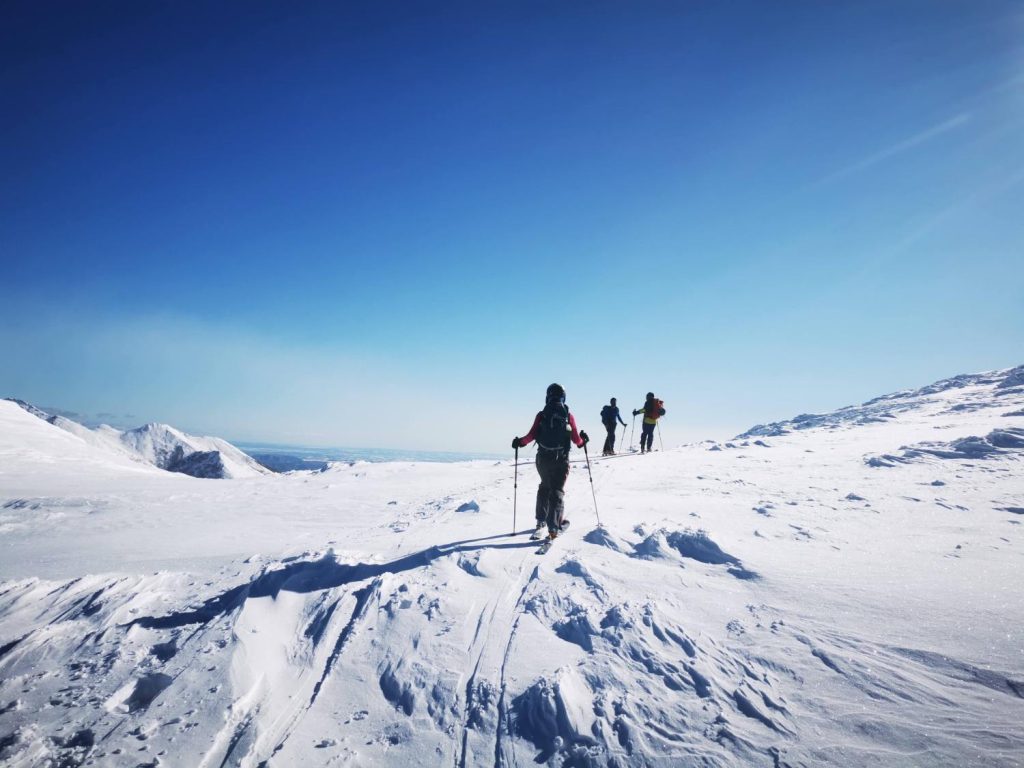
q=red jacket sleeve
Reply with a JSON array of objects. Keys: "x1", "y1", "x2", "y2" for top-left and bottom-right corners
[
  {"x1": 568, "y1": 413, "x2": 584, "y2": 448},
  {"x1": 518, "y1": 412, "x2": 543, "y2": 447}
]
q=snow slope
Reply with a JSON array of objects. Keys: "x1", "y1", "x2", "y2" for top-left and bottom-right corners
[
  {"x1": 4, "y1": 399, "x2": 270, "y2": 479},
  {"x1": 117, "y1": 422, "x2": 270, "y2": 479},
  {"x1": 0, "y1": 367, "x2": 1022, "y2": 767}
]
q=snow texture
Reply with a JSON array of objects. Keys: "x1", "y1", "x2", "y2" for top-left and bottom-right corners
[{"x1": 0, "y1": 365, "x2": 1022, "y2": 767}]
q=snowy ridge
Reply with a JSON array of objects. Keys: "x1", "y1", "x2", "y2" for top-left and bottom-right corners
[
  {"x1": 3, "y1": 399, "x2": 269, "y2": 479},
  {"x1": 739, "y1": 363, "x2": 1024, "y2": 437},
  {"x1": 117, "y1": 422, "x2": 269, "y2": 479},
  {"x1": 1, "y1": 368, "x2": 1023, "y2": 766},
  {"x1": 0, "y1": 400, "x2": 163, "y2": 481}
]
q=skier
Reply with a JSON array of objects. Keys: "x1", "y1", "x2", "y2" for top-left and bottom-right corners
[
  {"x1": 600, "y1": 397, "x2": 627, "y2": 456},
  {"x1": 512, "y1": 383, "x2": 589, "y2": 541},
  {"x1": 632, "y1": 392, "x2": 665, "y2": 454}
]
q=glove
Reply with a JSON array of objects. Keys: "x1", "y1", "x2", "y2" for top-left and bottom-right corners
[
  {"x1": 579, "y1": 430, "x2": 589, "y2": 445},
  {"x1": 632, "y1": 409, "x2": 639, "y2": 416},
  {"x1": 512, "y1": 437, "x2": 521, "y2": 449}
]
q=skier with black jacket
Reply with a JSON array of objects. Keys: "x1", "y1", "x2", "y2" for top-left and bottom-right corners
[
  {"x1": 512, "y1": 383, "x2": 589, "y2": 541},
  {"x1": 600, "y1": 398, "x2": 627, "y2": 456}
]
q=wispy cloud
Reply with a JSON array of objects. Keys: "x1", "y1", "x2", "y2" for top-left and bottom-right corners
[
  {"x1": 848, "y1": 161, "x2": 1024, "y2": 280},
  {"x1": 988, "y1": 70, "x2": 1024, "y2": 95},
  {"x1": 810, "y1": 113, "x2": 972, "y2": 189},
  {"x1": 891, "y1": 162, "x2": 1024, "y2": 252}
]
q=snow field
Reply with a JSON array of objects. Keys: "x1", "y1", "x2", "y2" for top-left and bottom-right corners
[{"x1": 0, "y1": 367, "x2": 1022, "y2": 766}]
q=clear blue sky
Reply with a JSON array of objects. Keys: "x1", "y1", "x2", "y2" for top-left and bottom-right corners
[{"x1": 2, "y1": 1, "x2": 1022, "y2": 452}]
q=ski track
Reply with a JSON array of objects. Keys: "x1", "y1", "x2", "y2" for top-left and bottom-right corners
[
  {"x1": 456, "y1": 553, "x2": 536, "y2": 768},
  {"x1": 492, "y1": 564, "x2": 539, "y2": 768}
]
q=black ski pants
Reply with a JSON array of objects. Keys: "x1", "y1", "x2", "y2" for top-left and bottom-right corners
[
  {"x1": 602, "y1": 422, "x2": 617, "y2": 453},
  {"x1": 641, "y1": 422, "x2": 655, "y2": 452},
  {"x1": 534, "y1": 449, "x2": 569, "y2": 533}
]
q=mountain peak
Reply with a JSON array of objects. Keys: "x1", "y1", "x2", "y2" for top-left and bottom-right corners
[{"x1": 3, "y1": 399, "x2": 268, "y2": 479}]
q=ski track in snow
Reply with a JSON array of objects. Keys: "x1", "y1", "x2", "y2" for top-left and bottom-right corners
[{"x1": 1, "y1": 366, "x2": 1024, "y2": 766}]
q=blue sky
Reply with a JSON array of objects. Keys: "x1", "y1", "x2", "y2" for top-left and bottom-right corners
[{"x1": 2, "y1": 1, "x2": 1022, "y2": 452}]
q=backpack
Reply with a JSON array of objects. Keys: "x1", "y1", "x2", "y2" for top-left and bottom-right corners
[
  {"x1": 600, "y1": 405, "x2": 615, "y2": 425},
  {"x1": 646, "y1": 399, "x2": 666, "y2": 420},
  {"x1": 536, "y1": 401, "x2": 572, "y2": 452}
]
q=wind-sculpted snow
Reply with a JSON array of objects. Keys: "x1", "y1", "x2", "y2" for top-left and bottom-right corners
[
  {"x1": 739, "y1": 363, "x2": 1024, "y2": 438},
  {"x1": 630, "y1": 528, "x2": 760, "y2": 580},
  {"x1": 866, "y1": 426, "x2": 1024, "y2": 467},
  {"x1": 2, "y1": 366, "x2": 1024, "y2": 766}
]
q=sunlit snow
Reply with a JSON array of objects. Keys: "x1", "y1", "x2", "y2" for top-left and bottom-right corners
[{"x1": 1, "y1": 367, "x2": 1022, "y2": 767}]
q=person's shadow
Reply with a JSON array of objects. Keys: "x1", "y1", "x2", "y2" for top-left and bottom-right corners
[{"x1": 131, "y1": 530, "x2": 539, "y2": 630}]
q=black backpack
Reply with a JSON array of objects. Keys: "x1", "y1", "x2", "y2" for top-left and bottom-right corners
[{"x1": 536, "y1": 401, "x2": 572, "y2": 452}]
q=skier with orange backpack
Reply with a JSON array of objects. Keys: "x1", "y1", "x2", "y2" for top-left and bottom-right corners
[{"x1": 632, "y1": 392, "x2": 665, "y2": 454}]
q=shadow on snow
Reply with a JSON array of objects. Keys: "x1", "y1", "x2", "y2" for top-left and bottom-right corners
[{"x1": 130, "y1": 532, "x2": 537, "y2": 630}]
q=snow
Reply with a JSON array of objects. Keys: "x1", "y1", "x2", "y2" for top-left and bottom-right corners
[
  {"x1": 3, "y1": 399, "x2": 270, "y2": 479},
  {"x1": 1, "y1": 366, "x2": 1023, "y2": 767}
]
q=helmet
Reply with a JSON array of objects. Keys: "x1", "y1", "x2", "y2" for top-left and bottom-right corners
[
  {"x1": 546, "y1": 383, "x2": 566, "y2": 402},
  {"x1": 646, "y1": 392, "x2": 654, "y2": 399}
]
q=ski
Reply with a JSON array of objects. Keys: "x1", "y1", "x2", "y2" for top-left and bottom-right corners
[
  {"x1": 535, "y1": 520, "x2": 569, "y2": 552},
  {"x1": 530, "y1": 519, "x2": 570, "y2": 537}
]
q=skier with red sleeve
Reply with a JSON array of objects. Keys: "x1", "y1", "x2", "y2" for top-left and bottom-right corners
[{"x1": 512, "y1": 383, "x2": 589, "y2": 541}]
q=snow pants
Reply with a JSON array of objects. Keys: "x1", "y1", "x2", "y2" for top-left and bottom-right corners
[
  {"x1": 641, "y1": 422, "x2": 656, "y2": 452},
  {"x1": 602, "y1": 423, "x2": 617, "y2": 454},
  {"x1": 534, "y1": 449, "x2": 569, "y2": 533}
]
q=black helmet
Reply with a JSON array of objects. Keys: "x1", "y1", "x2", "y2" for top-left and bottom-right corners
[
  {"x1": 546, "y1": 383, "x2": 566, "y2": 402},
  {"x1": 646, "y1": 391, "x2": 654, "y2": 399}
]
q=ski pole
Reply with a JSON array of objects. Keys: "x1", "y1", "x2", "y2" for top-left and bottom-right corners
[
  {"x1": 513, "y1": 444, "x2": 518, "y2": 534},
  {"x1": 630, "y1": 413, "x2": 636, "y2": 451},
  {"x1": 657, "y1": 421, "x2": 664, "y2": 452},
  {"x1": 582, "y1": 441, "x2": 602, "y2": 527}
]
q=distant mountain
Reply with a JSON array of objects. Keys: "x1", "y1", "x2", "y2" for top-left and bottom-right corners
[
  {"x1": 738, "y1": 364, "x2": 1024, "y2": 438},
  {"x1": 3, "y1": 399, "x2": 270, "y2": 479},
  {"x1": 117, "y1": 422, "x2": 269, "y2": 479}
]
